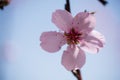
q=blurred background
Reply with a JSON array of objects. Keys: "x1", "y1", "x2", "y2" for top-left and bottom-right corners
[{"x1": 0, "y1": 0, "x2": 120, "y2": 80}]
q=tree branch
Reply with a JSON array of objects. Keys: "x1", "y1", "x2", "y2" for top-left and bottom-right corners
[
  {"x1": 72, "y1": 69, "x2": 82, "y2": 80},
  {"x1": 98, "y1": 0, "x2": 108, "y2": 6},
  {"x1": 64, "y1": 0, "x2": 71, "y2": 13}
]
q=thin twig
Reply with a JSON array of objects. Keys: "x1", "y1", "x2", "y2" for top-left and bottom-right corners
[
  {"x1": 65, "y1": 1, "x2": 82, "y2": 80},
  {"x1": 72, "y1": 69, "x2": 82, "y2": 80},
  {"x1": 98, "y1": 0, "x2": 108, "y2": 6},
  {"x1": 64, "y1": 0, "x2": 71, "y2": 13}
]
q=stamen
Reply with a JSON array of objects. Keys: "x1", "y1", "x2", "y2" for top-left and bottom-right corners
[{"x1": 64, "y1": 28, "x2": 82, "y2": 45}]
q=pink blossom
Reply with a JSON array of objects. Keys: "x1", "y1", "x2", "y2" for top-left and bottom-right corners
[{"x1": 40, "y1": 9, "x2": 105, "y2": 71}]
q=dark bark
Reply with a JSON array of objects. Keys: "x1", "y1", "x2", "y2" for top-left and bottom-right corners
[
  {"x1": 72, "y1": 69, "x2": 82, "y2": 80},
  {"x1": 98, "y1": 0, "x2": 108, "y2": 6},
  {"x1": 65, "y1": 0, "x2": 71, "y2": 13}
]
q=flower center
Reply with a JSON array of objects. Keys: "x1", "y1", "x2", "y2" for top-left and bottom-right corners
[{"x1": 64, "y1": 28, "x2": 82, "y2": 45}]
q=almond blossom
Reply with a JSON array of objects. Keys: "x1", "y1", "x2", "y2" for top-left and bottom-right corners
[{"x1": 40, "y1": 9, "x2": 105, "y2": 71}]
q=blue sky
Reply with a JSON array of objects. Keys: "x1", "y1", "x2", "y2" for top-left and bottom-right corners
[{"x1": 0, "y1": 0, "x2": 120, "y2": 80}]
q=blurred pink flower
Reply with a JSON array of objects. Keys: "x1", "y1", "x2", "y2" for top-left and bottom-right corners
[{"x1": 40, "y1": 9, "x2": 105, "y2": 71}]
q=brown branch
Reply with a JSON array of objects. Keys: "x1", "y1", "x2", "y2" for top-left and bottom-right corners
[
  {"x1": 72, "y1": 69, "x2": 82, "y2": 80},
  {"x1": 98, "y1": 0, "x2": 108, "y2": 6},
  {"x1": 64, "y1": 0, "x2": 71, "y2": 13}
]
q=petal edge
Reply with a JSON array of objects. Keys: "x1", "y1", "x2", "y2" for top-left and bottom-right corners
[
  {"x1": 61, "y1": 46, "x2": 86, "y2": 71},
  {"x1": 40, "y1": 31, "x2": 66, "y2": 53},
  {"x1": 52, "y1": 9, "x2": 73, "y2": 33}
]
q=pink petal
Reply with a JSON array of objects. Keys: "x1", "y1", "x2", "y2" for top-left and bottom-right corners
[
  {"x1": 81, "y1": 30, "x2": 105, "y2": 53},
  {"x1": 61, "y1": 45, "x2": 86, "y2": 71},
  {"x1": 40, "y1": 31, "x2": 66, "y2": 53},
  {"x1": 72, "y1": 12, "x2": 96, "y2": 34},
  {"x1": 52, "y1": 9, "x2": 73, "y2": 33}
]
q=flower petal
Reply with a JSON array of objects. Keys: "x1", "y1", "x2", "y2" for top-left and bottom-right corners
[
  {"x1": 72, "y1": 12, "x2": 96, "y2": 34},
  {"x1": 40, "y1": 31, "x2": 66, "y2": 53},
  {"x1": 52, "y1": 9, "x2": 73, "y2": 33},
  {"x1": 61, "y1": 45, "x2": 86, "y2": 71},
  {"x1": 81, "y1": 30, "x2": 105, "y2": 53}
]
